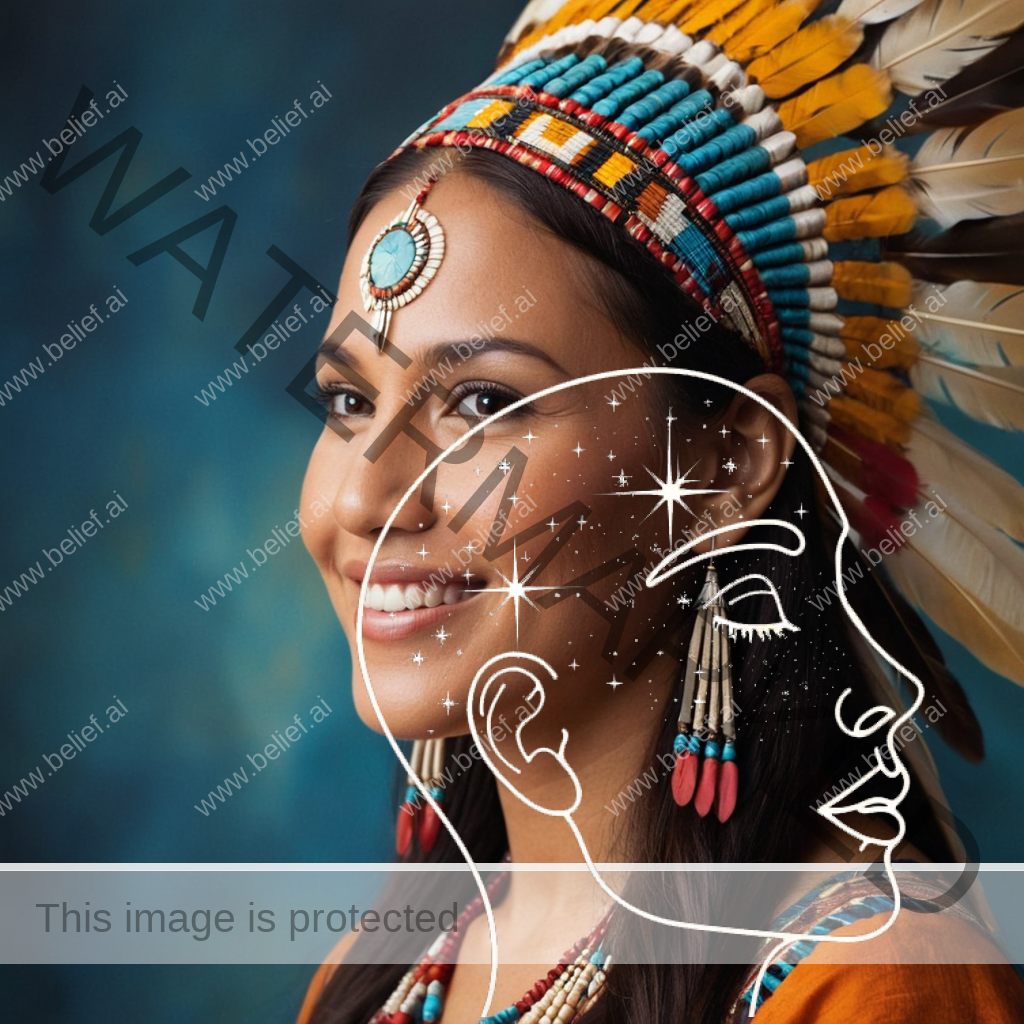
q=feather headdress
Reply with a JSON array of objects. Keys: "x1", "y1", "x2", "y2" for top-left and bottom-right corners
[{"x1": 388, "y1": 0, "x2": 1024, "y2": 766}]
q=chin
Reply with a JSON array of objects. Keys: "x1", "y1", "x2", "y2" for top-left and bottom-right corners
[{"x1": 348, "y1": 660, "x2": 471, "y2": 741}]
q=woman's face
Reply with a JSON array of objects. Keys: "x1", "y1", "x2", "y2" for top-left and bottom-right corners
[{"x1": 301, "y1": 170, "x2": 728, "y2": 741}]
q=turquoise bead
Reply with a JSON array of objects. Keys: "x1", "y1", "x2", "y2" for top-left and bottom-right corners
[
  {"x1": 519, "y1": 53, "x2": 580, "y2": 89},
  {"x1": 753, "y1": 241, "x2": 808, "y2": 269},
  {"x1": 714, "y1": 170, "x2": 784, "y2": 215},
  {"x1": 768, "y1": 288, "x2": 811, "y2": 308},
  {"x1": 369, "y1": 228, "x2": 416, "y2": 289},
  {"x1": 760, "y1": 263, "x2": 812, "y2": 288},
  {"x1": 592, "y1": 69, "x2": 665, "y2": 118},
  {"x1": 545, "y1": 54, "x2": 608, "y2": 98},
  {"x1": 422, "y1": 992, "x2": 443, "y2": 1022},
  {"x1": 569, "y1": 57, "x2": 645, "y2": 106}
]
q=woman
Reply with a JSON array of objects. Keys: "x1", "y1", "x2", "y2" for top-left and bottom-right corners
[{"x1": 296, "y1": 1, "x2": 1024, "y2": 1021}]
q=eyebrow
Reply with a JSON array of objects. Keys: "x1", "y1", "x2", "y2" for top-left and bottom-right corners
[
  {"x1": 421, "y1": 338, "x2": 569, "y2": 376},
  {"x1": 318, "y1": 336, "x2": 569, "y2": 377}
]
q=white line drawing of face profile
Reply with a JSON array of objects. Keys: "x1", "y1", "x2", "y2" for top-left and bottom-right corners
[{"x1": 354, "y1": 367, "x2": 928, "y2": 1019}]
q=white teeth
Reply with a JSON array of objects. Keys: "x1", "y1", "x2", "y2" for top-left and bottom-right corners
[{"x1": 363, "y1": 580, "x2": 473, "y2": 612}]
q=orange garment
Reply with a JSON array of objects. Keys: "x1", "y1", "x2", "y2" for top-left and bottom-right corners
[
  {"x1": 754, "y1": 910, "x2": 1024, "y2": 1023},
  {"x1": 296, "y1": 914, "x2": 1024, "y2": 1023}
]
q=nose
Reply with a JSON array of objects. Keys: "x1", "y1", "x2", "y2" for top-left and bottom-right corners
[{"x1": 328, "y1": 431, "x2": 439, "y2": 540}]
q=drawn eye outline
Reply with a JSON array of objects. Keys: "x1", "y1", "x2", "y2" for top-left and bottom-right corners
[{"x1": 704, "y1": 573, "x2": 800, "y2": 640}]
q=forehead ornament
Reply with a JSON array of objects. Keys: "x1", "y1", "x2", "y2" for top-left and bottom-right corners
[{"x1": 359, "y1": 180, "x2": 445, "y2": 352}]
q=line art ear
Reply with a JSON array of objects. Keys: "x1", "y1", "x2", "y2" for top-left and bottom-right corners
[{"x1": 467, "y1": 651, "x2": 582, "y2": 817}]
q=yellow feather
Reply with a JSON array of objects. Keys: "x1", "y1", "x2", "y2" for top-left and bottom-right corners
[
  {"x1": 681, "y1": 0, "x2": 748, "y2": 34},
  {"x1": 829, "y1": 395, "x2": 911, "y2": 445},
  {"x1": 707, "y1": 0, "x2": 775, "y2": 45},
  {"x1": 911, "y1": 356, "x2": 1024, "y2": 430},
  {"x1": 726, "y1": 0, "x2": 823, "y2": 64},
  {"x1": 847, "y1": 366, "x2": 922, "y2": 420},
  {"x1": 824, "y1": 186, "x2": 917, "y2": 241},
  {"x1": 748, "y1": 15, "x2": 864, "y2": 98},
  {"x1": 832, "y1": 261, "x2": 914, "y2": 306},
  {"x1": 806, "y1": 144, "x2": 908, "y2": 199},
  {"x1": 842, "y1": 315, "x2": 921, "y2": 369},
  {"x1": 778, "y1": 63, "x2": 893, "y2": 148}
]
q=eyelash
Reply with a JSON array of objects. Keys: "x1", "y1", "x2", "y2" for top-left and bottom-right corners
[
  {"x1": 705, "y1": 573, "x2": 800, "y2": 640},
  {"x1": 312, "y1": 379, "x2": 530, "y2": 422}
]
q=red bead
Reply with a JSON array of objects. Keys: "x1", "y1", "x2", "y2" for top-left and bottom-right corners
[
  {"x1": 717, "y1": 759, "x2": 739, "y2": 823},
  {"x1": 395, "y1": 804, "x2": 415, "y2": 857},
  {"x1": 419, "y1": 804, "x2": 442, "y2": 853},
  {"x1": 672, "y1": 752, "x2": 698, "y2": 807},
  {"x1": 694, "y1": 757, "x2": 719, "y2": 818}
]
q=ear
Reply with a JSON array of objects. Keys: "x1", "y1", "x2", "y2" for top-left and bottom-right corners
[
  {"x1": 697, "y1": 374, "x2": 798, "y2": 552},
  {"x1": 467, "y1": 653, "x2": 582, "y2": 817}
]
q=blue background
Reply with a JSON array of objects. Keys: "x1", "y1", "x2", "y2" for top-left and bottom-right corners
[{"x1": 1, "y1": 1, "x2": 1022, "y2": 1021}]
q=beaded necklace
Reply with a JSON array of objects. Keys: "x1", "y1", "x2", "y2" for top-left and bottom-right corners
[{"x1": 370, "y1": 871, "x2": 612, "y2": 1024}]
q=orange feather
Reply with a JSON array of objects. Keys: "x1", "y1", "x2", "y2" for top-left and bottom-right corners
[
  {"x1": 824, "y1": 186, "x2": 917, "y2": 242},
  {"x1": 681, "y1": 0, "x2": 749, "y2": 34},
  {"x1": 726, "y1": 0, "x2": 823, "y2": 64},
  {"x1": 778, "y1": 63, "x2": 892, "y2": 148},
  {"x1": 707, "y1": 0, "x2": 776, "y2": 45},
  {"x1": 842, "y1": 315, "x2": 921, "y2": 369},
  {"x1": 748, "y1": 15, "x2": 865, "y2": 98},
  {"x1": 829, "y1": 395, "x2": 911, "y2": 446},
  {"x1": 847, "y1": 367, "x2": 922, "y2": 421},
  {"x1": 832, "y1": 261, "x2": 914, "y2": 307},
  {"x1": 806, "y1": 144, "x2": 908, "y2": 199}
]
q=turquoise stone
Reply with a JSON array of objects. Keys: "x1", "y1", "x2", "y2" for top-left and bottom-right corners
[{"x1": 370, "y1": 227, "x2": 417, "y2": 289}]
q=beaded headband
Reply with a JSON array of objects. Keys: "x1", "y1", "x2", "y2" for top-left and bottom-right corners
[{"x1": 388, "y1": 45, "x2": 832, "y2": 374}]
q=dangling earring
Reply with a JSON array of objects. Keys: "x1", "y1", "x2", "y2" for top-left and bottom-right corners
[
  {"x1": 671, "y1": 541, "x2": 738, "y2": 823},
  {"x1": 396, "y1": 738, "x2": 446, "y2": 856}
]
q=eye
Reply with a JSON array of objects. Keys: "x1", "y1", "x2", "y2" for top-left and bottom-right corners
[
  {"x1": 707, "y1": 573, "x2": 799, "y2": 640},
  {"x1": 451, "y1": 383, "x2": 524, "y2": 421},
  {"x1": 314, "y1": 384, "x2": 375, "y2": 419}
]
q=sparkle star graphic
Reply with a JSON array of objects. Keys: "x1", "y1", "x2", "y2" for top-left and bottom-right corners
[
  {"x1": 521, "y1": 429, "x2": 538, "y2": 448},
  {"x1": 606, "y1": 673, "x2": 623, "y2": 690},
  {"x1": 606, "y1": 450, "x2": 616, "y2": 461},
  {"x1": 603, "y1": 410, "x2": 726, "y2": 544},
  {"x1": 615, "y1": 469, "x2": 631, "y2": 487},
  {"x1": 572, "y1": 442, "x2": 586, "y2": 457},
  {"x1": 434, "y1": 625, "x2": 450, "y2": 645},
  {"x1": 795, "y1": 504, "x2": 808, "y2": 518},
  {"x1": 410, "y1": 650, "x2": 426, "y2": 667},
  {"x1": 439, "y1": 690, "x2": 459, "y2": 715},
  {"x1": 607, "y1": 395, "x2": 621, "y2": 411},
  {"x1": 546, "y1": 517, "x2": 559, "y2": 531},
  {"x1": 676, "y1": 593, "x2": 691, "y2": 607},
  {"x1": 723, "y1": 458, "x2": 737, "y2": 474},
  {"x1": 481, "y1": 537, "x2": 553, "y2": 646},
  {"x1": 416, "y1": 544, "x2": 429, "y2": 560},
  {"x1": 440, "y1": 496, "x2": 453, "y2": 517},
  {"x1": 498, "y1": 459, "x2": 511, "y2": 475}
]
